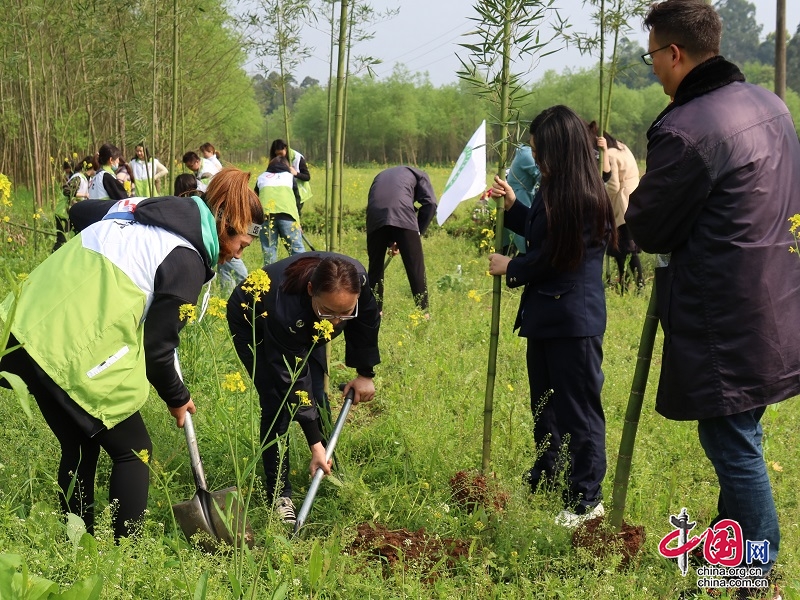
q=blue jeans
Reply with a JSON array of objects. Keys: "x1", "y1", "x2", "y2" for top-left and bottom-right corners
[
  {"x1": 260, "y1": 215, "x2": 305, "y2": 265},
  {"x1": 697, "y1": 407, "x2": 779, "y2": 574},
  {"x1": 217, "y1": 257, "x2": 248, "y2": 295}
]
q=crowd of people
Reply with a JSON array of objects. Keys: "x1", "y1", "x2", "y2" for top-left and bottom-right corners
[{"x1": 2, "y1": 1, "x2": 799, "y2": 595}]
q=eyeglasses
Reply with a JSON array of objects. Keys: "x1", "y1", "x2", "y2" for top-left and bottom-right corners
[
  {"x1": 314, "y1": 298, "x2": 359, "y2": 321},
  {"x1": 641, "y1": 43, "x2": 679, "y2": 65}
]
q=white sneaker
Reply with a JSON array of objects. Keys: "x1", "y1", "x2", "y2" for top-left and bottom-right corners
[
  {"x1": 555, "y1": 502, "x2": 604, "y2": 528},
  {"x1": 275, "y1": 496, "x2": 296, "y2": 525}
]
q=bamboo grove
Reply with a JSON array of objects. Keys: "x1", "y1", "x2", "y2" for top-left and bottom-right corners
[{"x1": 0, "y1": 0, "x2": 262, "y2": 210}]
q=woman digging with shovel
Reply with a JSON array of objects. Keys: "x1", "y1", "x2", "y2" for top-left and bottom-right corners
[
  {"x1": 0, "y1": 167, "x2": 264, "y2": 540},
  {"x1": 227, "y1": 253, "x2": 380, "y2": 525}
]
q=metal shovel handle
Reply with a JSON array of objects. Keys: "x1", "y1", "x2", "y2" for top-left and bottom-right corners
[
  {"x1": 173, "y1": 351, "x2": 208, "y2": 491},
  {"x1": 294, "y1": 388, "x2": 355, "y2": 533},
  {"x1": 183, "y1": 412, "x2": 209, "y2": 491}
]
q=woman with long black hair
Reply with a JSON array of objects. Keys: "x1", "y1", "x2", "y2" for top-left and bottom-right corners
[{"x1": 487, "y1": 105, "x2": 617, "y2": 528}]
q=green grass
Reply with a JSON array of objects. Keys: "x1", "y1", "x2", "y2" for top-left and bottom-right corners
[{"x1": 0, "y1": 169, "x2": 798, "y2": 598}]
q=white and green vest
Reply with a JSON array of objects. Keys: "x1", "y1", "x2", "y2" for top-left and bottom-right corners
[
  {"x1": 1, "y1": 198, "x2": 198, "y2": 429},
  {"x1": 88, "y1": 166, "x2": 116, "y2": 199},
  {"x1": 288, "y1": 148, "x2": 313, "y2": 203},
  {"x1": 257, "y1": 171, "x2": 299, "y2": 221}
]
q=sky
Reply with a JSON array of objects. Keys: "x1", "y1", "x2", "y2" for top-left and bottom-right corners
[{"x1": 249, "y1": 0, "x2": 800, "y2": 86}]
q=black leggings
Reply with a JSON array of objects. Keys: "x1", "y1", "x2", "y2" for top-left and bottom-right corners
[
  {"x1": 367, "y1": 225, "x2": 428, "y2": 310},
  {"x1": 2, "y1": 340, "x2": 152, "y2": 539}
]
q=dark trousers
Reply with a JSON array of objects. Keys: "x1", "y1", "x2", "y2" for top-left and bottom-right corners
[
  {"x1": 261, "y1": 357, "x2": 326, "y2": 501},
  {"x1": 52, "y1": 216, "x2": 71, "y2": 252},
  {"x1": 367, "y1": 225, "x2": 428, "y2": 310},
  {"x1": 607, "y1": 224, "x2": 643, "y2": 287},
  {"x1": 1, "y1": 339, "x2": 151, "y2": 539},
  {"x1": 526, "y1": 336, "x2": 606, "y2": 513},
  {"x1": 698, "y1": 407, "x2": 778, "y2": 573}
]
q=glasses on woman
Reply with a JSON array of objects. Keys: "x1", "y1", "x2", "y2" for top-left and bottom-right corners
[{"x1": 314, "y1": 298, "x2": 359, "y2": 321}]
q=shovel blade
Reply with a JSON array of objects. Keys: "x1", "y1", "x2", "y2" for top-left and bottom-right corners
[{"x1": 172, "y1": 486, "x2": 254, "y2": 551}]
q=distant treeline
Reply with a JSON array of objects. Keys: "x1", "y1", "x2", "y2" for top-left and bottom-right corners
[{"x1": 257, "y1": 61, "x2": 799, "y2": 167}]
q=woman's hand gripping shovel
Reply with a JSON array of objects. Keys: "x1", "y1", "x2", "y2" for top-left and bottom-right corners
[
  {"x1": 171, "y1": 353, "x2": 254, "y2": 551},
  {"x1": 293, "y1": 387, "x2": 355, "y2": 534}
]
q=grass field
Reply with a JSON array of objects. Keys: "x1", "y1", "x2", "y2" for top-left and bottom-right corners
[{"x1": 0, "y1": 166, "x2": 797, "y2": 599}]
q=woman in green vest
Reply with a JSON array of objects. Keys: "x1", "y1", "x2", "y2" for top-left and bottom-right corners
[{"x1": 0, "y1": 168, "x2": 264, "y2": 539}]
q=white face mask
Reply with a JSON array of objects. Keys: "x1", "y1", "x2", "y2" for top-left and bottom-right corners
[{"x1": 111, "y1": 160, "x2": 120, "y2": 172}]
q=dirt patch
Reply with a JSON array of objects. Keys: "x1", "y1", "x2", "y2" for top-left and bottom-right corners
[
  {"x1": 348, "y1": 522, "x2": 470, "y2": 580},
  {"x1": 571, "y1": 516, "x2": 645, "y2": 569},
  {"x1": 449, "y1": 470, "x2": 509, "y2": 513}
]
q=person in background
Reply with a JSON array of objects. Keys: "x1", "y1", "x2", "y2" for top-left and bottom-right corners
[
  {"x1": 174, "y1": 173, "x2": 249, "y2": 294},
  {"x1": 503, "y1": 144, "x2": 541, "y2": 255},
  {"x1": 88, "y1": 143, "x2": 128, "y2": 200},
  {"x1": 0, "y1": 168, "x2": 264, "y2": 540},
  {"x1": 227, "y1": 252, "x2": 379, "y2": 524},
  {"x1": 182, "y1": 151, "x2": 221, "y2": 193},
  {"x1": 269, "y1": 139, "x2": 311, "y2": 217},
  {"x1": 115, "y1": 157, "x2": 134, "y2": 196},
  {"x1": 487, "y1": 105, "x2": 616, "y2": 529},
  {"x1": 130, "y1": 144, "x2": 169, "y2": 198},
  {"x1": 589, "y1": 121, "x2": 643, "y2": 291},
  {"x1": 53, "y1": 156, "x2": 96, "y2": 252},
  {"x1": 200, "y1": 142, "x2": 223, "y2": 171},
  {"x1": 627, "y1": 0, "x2": 800, "y2": 591},
  {"x1": 255, "y1": 155, "x2": 306, "y2": 265},
  {"x1": 366, "y1": 166, "x2": 437, "y2": 314}
]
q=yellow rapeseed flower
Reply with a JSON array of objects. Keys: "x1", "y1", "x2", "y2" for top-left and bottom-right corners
[
  {"x1": 135, "y1": 449, "x2": 150, "y2": 464},
  {"x1": 178, "y1": 304, "x2": 197, "y2": 323},
  {"x1": 0, "y1": 173, "x2": 12, "y2": 207},
  {"x1": 313, "y1": 319, "x2": 334, "y2": 341},
  {"x1": 222, "y1": 372, "x2": 247, "y2": 393},
  {"x1": 206, "y1": 297, "x2": 227, "y2": 319},
  {"x1": 295, "y1": 390, "x2": 311, "y2": 406},
  {"x1": 2, "y1": 216, "x2": 9, "y2": 223},
  {"x1": 241, "y1": 269, "x2": 271, "y2": 301},
  {"x1": 467, "y1": 289, "x2": 481, "y2": 303},
  {"x1": 789, "y1": 214, "x2": 800, "y2": 234}
]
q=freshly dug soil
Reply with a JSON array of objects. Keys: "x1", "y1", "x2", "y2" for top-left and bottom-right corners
[
  {"x1": 449, "y1": 470, "x2": 509, "y2": 513},
  {"x1": 571, "y1": 516, "x2": 645, "y2": 568},
  {"x1": 348, "y1": 522, "x2": 470, "y2": 580}
]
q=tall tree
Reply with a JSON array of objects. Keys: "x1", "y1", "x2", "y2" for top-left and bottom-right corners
[
  {"x1": 788, "y1": 24, "x2": 800, "y2": 94},
  {"x1": 246, "y1": 0, "x2": 313, "y2": 148},
  {"x1": 714, "y1": 0, "x2": 762, "y2": 65}
]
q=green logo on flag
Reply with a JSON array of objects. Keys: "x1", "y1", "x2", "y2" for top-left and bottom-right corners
[{"x1": 443, "y1": 145, "x2": 472, "y2": 194}]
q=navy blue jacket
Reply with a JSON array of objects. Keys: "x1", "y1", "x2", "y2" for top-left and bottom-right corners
[
  {"x1": 504, "y1": 191, "x2": 607, "y2": 339},
  {"x1": 227, "y1": 252, "x2": 380, "y2": 444}
]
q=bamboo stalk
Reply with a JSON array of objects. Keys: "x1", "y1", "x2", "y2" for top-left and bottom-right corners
[
  {"x1": 609, "y1": 282, "x2": 659, "y2": 531},
  {"x1": 481, "y1": 0, "x2": 513, "y2": 475},
  {"x1": 329, "y1": 0, "x2": 348, "y2": 252}
]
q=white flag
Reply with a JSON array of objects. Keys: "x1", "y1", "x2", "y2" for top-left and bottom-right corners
[{"x1": 436, "y1": 120, "x2": 487, "y2": 226}]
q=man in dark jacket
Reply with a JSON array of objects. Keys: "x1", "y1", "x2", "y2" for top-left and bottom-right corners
[
  {"x1": 366, "y1": 166, "x2": 437, "y2": 313},
  {"x1": 627, "y1": 0, "x2": 800, "y2": 587}
]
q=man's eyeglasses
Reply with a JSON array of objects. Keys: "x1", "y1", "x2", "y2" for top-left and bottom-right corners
[
  {"x1": 641, "y1": 43, "x2": 679, "y2": 65},
  {"x1": 314, "y1": 298, "x2": 359, "y2": 321}
]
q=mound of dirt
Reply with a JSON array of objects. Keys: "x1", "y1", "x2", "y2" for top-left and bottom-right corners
[
  {"x1": 571, "y1": 516, "x2": 645, "y2": 569},
  {"x1": 449, "y1": 470, "x2": 509, "y2": 513},
  {"x1": 348, "y1": 522, "x2": 470, "y2": 580}
]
